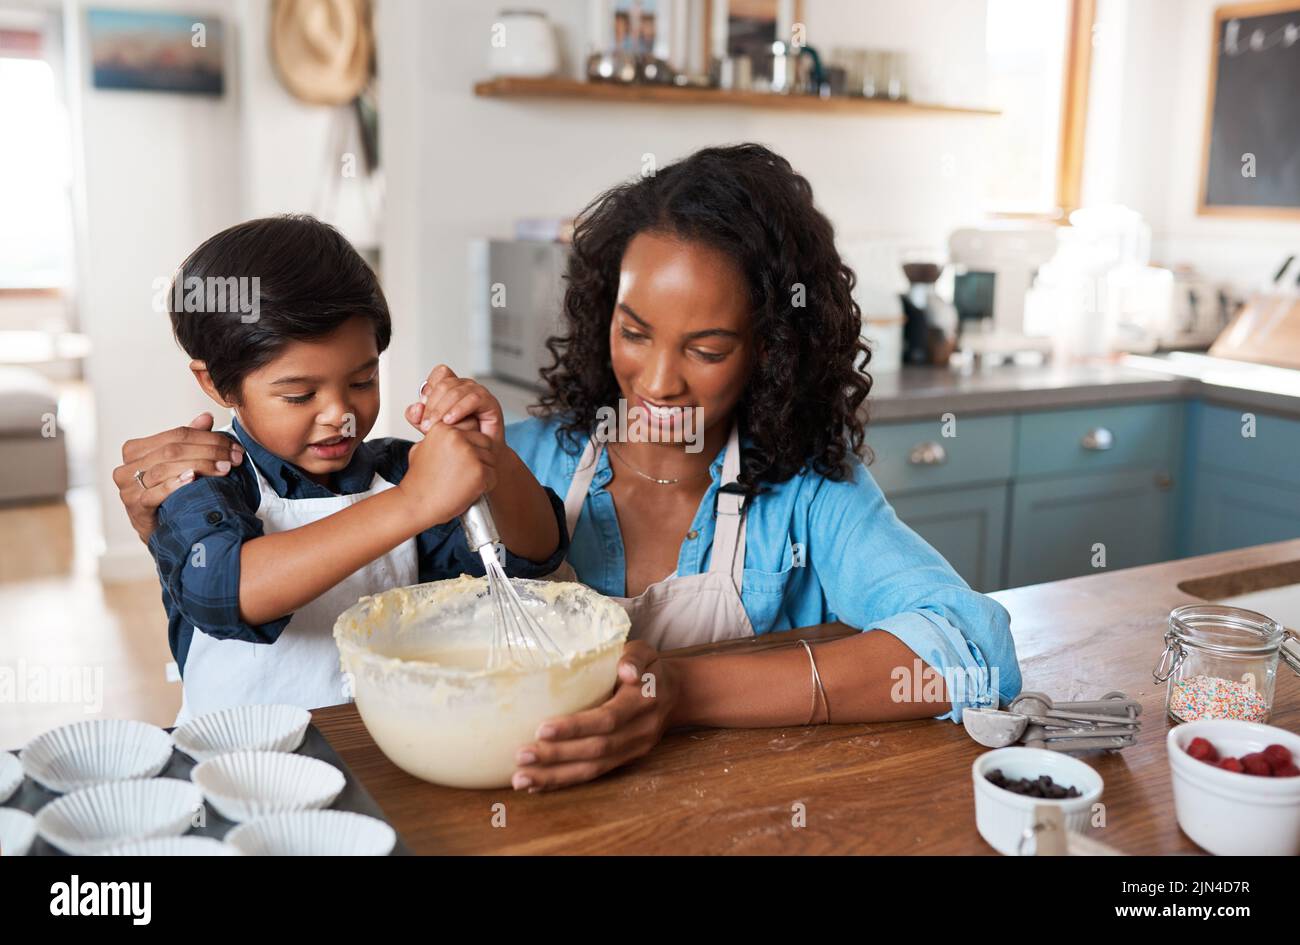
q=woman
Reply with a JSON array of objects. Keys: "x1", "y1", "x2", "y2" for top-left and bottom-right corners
[{"x1": 116, "y1": 144, "x2": 1020, "y2": 792}]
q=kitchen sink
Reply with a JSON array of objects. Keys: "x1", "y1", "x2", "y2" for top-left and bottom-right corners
[{"x1": 1179, "y1": 560, "x2": 1300, "y2": 629}]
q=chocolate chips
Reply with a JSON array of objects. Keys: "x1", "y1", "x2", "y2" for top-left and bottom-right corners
[{"x1": 986, "y1": 769, "x2": 1081, "y2": 799}]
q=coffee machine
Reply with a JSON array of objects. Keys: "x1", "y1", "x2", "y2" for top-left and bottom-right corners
[{"x1": 948, "y1": 224, "x2": 1058, "y2": 363}]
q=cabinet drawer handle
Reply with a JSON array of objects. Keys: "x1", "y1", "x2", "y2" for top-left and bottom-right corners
[
  {"x1": 1081, "y1": 427, "x2": 1114, "y2": 451},
  {"x1": 908, "y1": 441, "x2": 947, "y2": 465}
]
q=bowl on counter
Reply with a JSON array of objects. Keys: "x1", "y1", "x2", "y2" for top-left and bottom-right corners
[
  {"x1": 972, "y1": 746, "x2": 1104, "y2": 855},
  {"x1": 334, "y1": 576, "x2": 630, "y2": 789},
  {"x1": 1167, "y1": 718, "x2": 1300, "y2": 855}
]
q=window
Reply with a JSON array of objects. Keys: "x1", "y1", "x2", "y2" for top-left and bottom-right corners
[
  {"x1": 983, "y1": 0, "x2": 1094, "y2": 216},
  {"x1": 0, "y1": 28, "x2": 75, "y2": 289}
]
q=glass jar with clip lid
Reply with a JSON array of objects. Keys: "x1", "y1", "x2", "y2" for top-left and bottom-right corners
[{"x1": 1152, "y1": 604, "x2": 1300, "y2": 723}]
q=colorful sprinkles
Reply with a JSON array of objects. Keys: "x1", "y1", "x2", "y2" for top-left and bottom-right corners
[{"x1": 1169, "y1": 674, "x2": 1269, "y2": 723}]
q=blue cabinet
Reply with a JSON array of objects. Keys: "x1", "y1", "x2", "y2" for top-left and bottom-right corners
[
  {"x1": 875, "y1": 400, "x2": 1184, "y2": 591},
  {"x1": 1183, "y1": 402, "x2": 1300, "y2": 556},
  {"x1": 867, "y1": 415, "x2": 1014, "y2": 592},
  {"x1": 1005, "y1": 401, "x2": 1183, "y2": 586},
  {"x1": 1006, "y1": 468, "x2": 1176, "y2": 587},
  {"x1": 866, "y1": 416, "x2": 1015, "y2": 494},
  {"x1": 890, "y1": 485, "x2": 1008, "y2": 592},
  {"x1": 1185, "y1": 467, "x2": 1300, "y2": 555}
]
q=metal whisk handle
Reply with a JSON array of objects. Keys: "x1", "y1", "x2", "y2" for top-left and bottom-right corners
[{"x1": 460, "y1": 497, "x2": 500, "y2": 553}]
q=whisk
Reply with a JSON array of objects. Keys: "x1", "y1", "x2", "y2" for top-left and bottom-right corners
[{"x1": 461, "y1": 497, "x2": 566, "y2": 670}]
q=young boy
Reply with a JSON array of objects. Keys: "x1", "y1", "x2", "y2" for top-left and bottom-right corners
[{"x1": 151, "y1": 215, "x2": 567, "y2": 724}]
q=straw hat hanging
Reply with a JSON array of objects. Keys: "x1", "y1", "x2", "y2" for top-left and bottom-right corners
[{"x1": 271, "y1": 0, "x2": 373, "y2": 105}]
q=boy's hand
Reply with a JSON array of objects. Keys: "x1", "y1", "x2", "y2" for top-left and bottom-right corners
[
  {"x1": 405, "y1": 365, "x2": 505, "y2": 447},
  {"x1": 397, "y1": 419, "x2": 498, "y2": 529}
]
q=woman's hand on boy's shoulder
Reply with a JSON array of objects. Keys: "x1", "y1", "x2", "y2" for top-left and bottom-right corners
[
  {"x1": 112, "y1": 412, "x2": 244, "y2": 542},
  {"x1": 405, "y1": 365, "x2": 505, "y2": 448}
]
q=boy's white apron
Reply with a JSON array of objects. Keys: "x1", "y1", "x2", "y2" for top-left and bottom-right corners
[
  {"x1": 548, "y1": 425, "x2": 755, "y2": 652},
  {"x1": 174, "y1": 427, "x2": 418, "y2": 726}
]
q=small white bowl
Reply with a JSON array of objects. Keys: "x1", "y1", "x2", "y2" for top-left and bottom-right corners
[
  {"x1": 103, "y1": 836, "x2": 239, "y2": 856},
  {"x1": 21, "y1": 719, "x2": 173, "y2": 793},
  {"x1": 0, "y1": 751, "x2": 22, "y2": 804},
  {"x1": 1167, "y1": 719, "x2": 1300, "y2": 855},
  {"x1": 226, "y1": 810, "x2": 395, "y2": 856},
  {"x1": 36, "y1": 777, "x2": 202, "y2": 855},
  {"x1": 972, "y1": 747, "x2": 1104, "y2": 855},
  {"x1": 172, "y1": 705, "x2": 310, "y2": 763},
  {"x1": 0, "y1": 808, "x2": 37, "y2": 856},
  {"x1": 190, "y1": 751, "x2": 344, "y2": 823}
]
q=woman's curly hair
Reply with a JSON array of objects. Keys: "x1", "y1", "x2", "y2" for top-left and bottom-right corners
[{"x1": 536, "y1": 143, "x2": 872, "y2": 493}]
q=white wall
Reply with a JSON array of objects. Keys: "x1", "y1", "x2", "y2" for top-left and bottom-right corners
[
  {"x1": 65, "y1": 0, "x2": 242, "y2": 579},
  {"x1": 232, "y1": 0, "x2": 379, "y2": 248},
  {"x1": 1084, "y1": 0, "x2": 1300, "y2": 290},
  {"x1": 374, "y1": 0, "x2": 995, "y2": 407}
]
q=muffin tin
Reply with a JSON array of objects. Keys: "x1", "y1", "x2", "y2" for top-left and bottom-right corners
[{"x1": 1, "y1": 719, "x2": 405, "y2": 856}]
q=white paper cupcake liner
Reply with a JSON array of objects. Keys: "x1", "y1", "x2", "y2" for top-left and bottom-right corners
[
  {"x1": 103, "y1": 836, "x2": 238, "y2": 856},
  {"x1": 0, "y1": 751, "x2": 22, "y2": 804},
  {"x1": 21, "y1": 719, "x2": 174, "y2": 794},
  {"x1": 0, "y1": 808, "x2": 37, "y2": 857},
  {"x1": 190, "y1": 750, "x2": 344, "y2": 823},
  {"x1": 226, "y1": 810, "x2": 395, "y2": 856},
  {"x1": 172, "y1": 704, "x2": 310, "y2": 763},
  {"x1": 35, "y1": 777, "x2": 203, "y2": 855}
]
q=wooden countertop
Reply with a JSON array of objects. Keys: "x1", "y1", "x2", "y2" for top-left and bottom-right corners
[{"x1": 312, "y1": 539, "x2": 1300, "y2": 855}]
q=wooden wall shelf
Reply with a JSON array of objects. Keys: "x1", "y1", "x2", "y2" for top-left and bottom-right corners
[{"x1": 473, "y1": 77, "x2": 999, "y2": 118}]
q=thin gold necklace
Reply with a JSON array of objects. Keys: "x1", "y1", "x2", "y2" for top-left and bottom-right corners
[{"x1": 607, "y1": 443, "x2": 710, "y2": 486}]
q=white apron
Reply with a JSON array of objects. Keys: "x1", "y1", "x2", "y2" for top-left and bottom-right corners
[
  {"x1": 174, "y1": 427, "x2": 419, "y2": 726},
  {"x1": 550, "y1": 425, "x2": 755, "y2": 652}
]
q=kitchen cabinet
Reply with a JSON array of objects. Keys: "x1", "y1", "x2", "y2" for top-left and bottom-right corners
[
  {"x1": 866, "y1": 415, "x2": 1014, "y2": 593},
  {"x1": 1005, "y1": 401, "x2": 1183, "y2": 586},
  {"x1": 1184, "y1": 402, "x2": 1300, "y2": 556},
  {"x1": 1014, "y1": 401, "x2": 1183, "y2": 477},
  {"x1": 1005, "y1": 468, "x2": 1175, "y2": 587},
  {"x1": 865, "y1": 415, "x2": 1015, "y2": 493},
  {"x1": 890, "y1": 485, "x2": 1008, "y2": 591},
  {"x1": 874, "y1": 400, "x2": 1183, "y2": 591},
  {"x1": 1185, "y1": 467, "x2": 1300, "y2": 555}
]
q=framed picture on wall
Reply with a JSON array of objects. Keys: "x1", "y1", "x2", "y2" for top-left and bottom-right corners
[
  {"x1": 706, "y1": 0, "x2": 804, "y2": 55},
  {"x1": 87, "y1": 9, "x2": 224, "y2": 96}
]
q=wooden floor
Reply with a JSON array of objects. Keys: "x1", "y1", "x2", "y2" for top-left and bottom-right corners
[{"x1": 0, "y1": 487, "x2": 180, "y2": 748}]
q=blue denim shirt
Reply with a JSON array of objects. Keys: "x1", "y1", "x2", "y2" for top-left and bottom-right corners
[
  {"x1": 149, "y1": 416, "x2": 569, "y2": 675},
  {"x1": 506, "y1": 416, "x2": 1021, "y2": 721}
]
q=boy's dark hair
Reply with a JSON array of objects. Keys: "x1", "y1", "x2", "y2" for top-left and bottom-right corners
[{"x1": 167, "y1": 214, "x2": 391, "y2": 401}]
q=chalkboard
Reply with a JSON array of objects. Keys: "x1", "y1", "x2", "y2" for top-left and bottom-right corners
[{"x1": 1200, "y1": 1, "x2": 1300, "y2": 215}]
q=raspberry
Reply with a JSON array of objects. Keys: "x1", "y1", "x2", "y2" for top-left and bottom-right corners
[
  {"x1": 1274, "y1": 763, "x2": 1300, "y2": 778},
  {"x1": 1263, "y1": 744, "x2": 1293, "y2": 768},
  {"x1": 1242, "y1": 753, "x2": 1273, "y2": 777},
  {"x1": 1219, "y1": 757, "x2": 1245, "y2": 773},
  {"x1": 1187, "y1": 737, "x2": 1218, "y2": 762}
]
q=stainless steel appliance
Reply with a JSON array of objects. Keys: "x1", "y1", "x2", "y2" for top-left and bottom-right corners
[{"x1": 484, "y1": 240, "x2": 569, "y2": 390}]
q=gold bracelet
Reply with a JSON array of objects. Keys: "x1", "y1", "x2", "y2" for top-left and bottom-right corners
[{"x1": 798, "y1": 640, "x2": 830, "y2": 725}]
